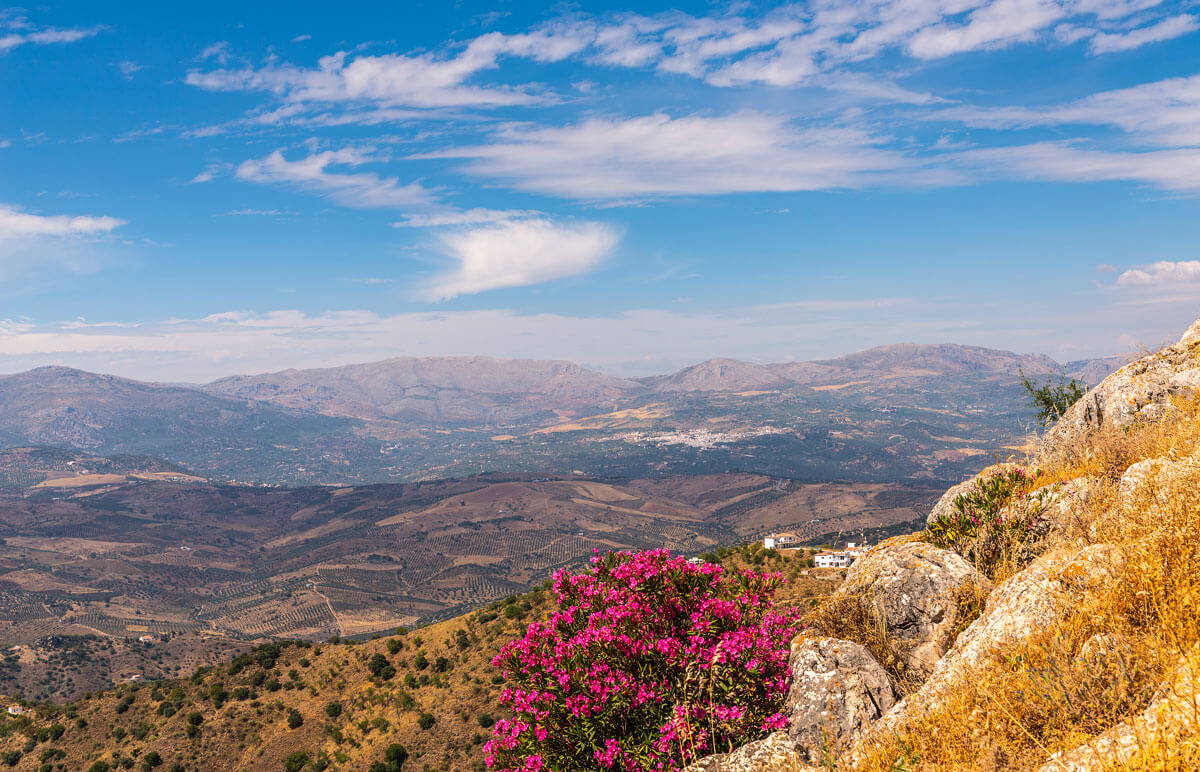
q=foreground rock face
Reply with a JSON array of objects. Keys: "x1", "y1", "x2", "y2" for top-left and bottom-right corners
[
  {"x1": 831, "y1": 541, "x2": 992, "y2": 679},
  {"x1": 680, "y1": 731, "x2": 817, "y2": 772},
  {"x1": 847, "y1": 542, "x2": 1125, "y2": 760},
  {"x1": 786, "y1": 637, "x2": 897, "y2": 763},
  {"x1": 1044, "y1": 319, "x2": 1200, "y2": 454}
]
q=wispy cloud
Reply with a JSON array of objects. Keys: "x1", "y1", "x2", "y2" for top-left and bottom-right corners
[
  {"x1": 0, "y1": 203, "x2": 125, "y2": 277},
  {"x1": 423, "y1": 112, "x2": 940, "y2": 198},
  {"x1": 0, "y1": 13, "x2": 103, "y2": 54},
  {"x1": 236, "y1": 147, "x2": 436, "y2": 209},
  {"x1": 934, "y1": 73, "x2": 1200, "y2": 147},
  {"x1": 424, "y1": 219, "x2": 621, "y2": 300}
]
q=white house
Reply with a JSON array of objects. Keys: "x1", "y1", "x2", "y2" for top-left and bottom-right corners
[
  {"x1": 814, "y1": 552, "x2": 852, "y2": 569},
  {"x1": 6, "y1": 705, "x2": 25, "y2": 716},
  {"x1": 845, "y1": 542, "x2": 869, "y2": 559},
  {"x1": 763, "y1": 532, "x2": 801, "y2": 550}
]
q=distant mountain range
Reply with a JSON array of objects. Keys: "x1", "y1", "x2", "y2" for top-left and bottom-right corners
[{"x1": 0, "y1": 344, "x2": 1129, "y2": 485}]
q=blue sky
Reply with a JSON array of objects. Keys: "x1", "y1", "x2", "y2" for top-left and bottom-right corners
[{"x1": 2, "y1": 0, "x2": 1199, "y2": 381}]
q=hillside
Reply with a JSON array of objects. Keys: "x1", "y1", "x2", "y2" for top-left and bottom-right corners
[
  {"x1": 203, "y1": 357, "x2": 640, "y2": 423},
  {"x1": 0, "y1": 469, "x2": 936, "y2": 701},
  {"x1": 0, "y1": 546, "x2": 832, "y2": 772}
]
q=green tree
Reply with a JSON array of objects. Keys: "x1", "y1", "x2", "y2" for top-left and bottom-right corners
[{"x1": 1019, "y1": 369, "x2": 1088, "y2": 426}]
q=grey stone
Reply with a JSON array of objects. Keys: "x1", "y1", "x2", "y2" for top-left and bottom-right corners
[
  {"x1": 681, "y1": 731, "x2": 817, "y2": 772},
  {"x1": 786, "y1": 637, "x2": 898, "y2": 764},
  {"x1": 831, "y1": 541, "x2": 992, "y2": 679}
]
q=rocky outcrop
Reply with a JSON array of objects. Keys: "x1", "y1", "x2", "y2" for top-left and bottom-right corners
[
  {"x1": 848, "y1": 543, "x2": 1125, "y2": 758},
  {"x1": 680, "y1": 731, "x2": 817, "y2": 772},
  {"x1": 786, "y1": 637, "x2": 898, "y2": 763},
  {"x1": 1037, "y1": 643, "x2": 1200, "y2": 772},
  {"x1": 826, "y1": 541, "x2": 992, "y2": 679},
  {"x1": 1043, "y1": 319, "x2": 1200, "y2": 454}
]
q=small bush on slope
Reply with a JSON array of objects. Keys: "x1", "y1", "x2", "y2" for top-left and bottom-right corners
[
  {"x1": 486, "y1": 549, "x2": 799, "y2": 771},
  {"x1": 926, "y1": 466, "x2": 1050, "y2": 580}
]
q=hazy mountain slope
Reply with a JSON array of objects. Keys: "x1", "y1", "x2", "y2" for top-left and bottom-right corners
[
  {"x1": 0, "y1": 367, "x2": 364, "y2": 483},
  {"x1": 646, "y1": 358, "x2": 793, "y2": 392},
  {"x1": 1063, "y1": 354, "x2": 1129, "y2": 386},
  {"x1": 203, "y1": 356, "x2": 641, "y2": 423},
  {"x1": 807, "y1": 343, "x2": 1060, "y2": 379}
]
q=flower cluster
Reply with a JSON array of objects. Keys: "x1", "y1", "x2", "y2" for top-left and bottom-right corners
[{"x1": 484, "y1": 549, "x2": 797, "y2": 771}]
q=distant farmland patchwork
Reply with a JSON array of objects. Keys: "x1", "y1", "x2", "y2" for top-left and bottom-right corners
[{"x1": 0, "y1": 474, "x2": 938, "y2": 650}]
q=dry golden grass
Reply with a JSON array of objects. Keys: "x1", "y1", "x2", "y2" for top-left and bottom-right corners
[{"x1": 839, "y1": 396, "x2": 1200, "y2": 772}]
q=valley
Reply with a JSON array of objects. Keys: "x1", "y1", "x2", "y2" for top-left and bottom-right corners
[{"x1": 0, "y1": 468, "x2": 938, "y2": 701}]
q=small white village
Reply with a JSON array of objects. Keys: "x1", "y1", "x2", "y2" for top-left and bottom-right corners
[{"x1": 762, "y1": 532, "x2": 869, "y2": 568}]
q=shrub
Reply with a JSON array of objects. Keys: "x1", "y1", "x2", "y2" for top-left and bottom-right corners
[
  {"x1": 287, "y1": 709, "x2": 304, "y2": 729},
  {"x1": 140, "y1": 751, "x2": 162, "y2": 770},
  {"x1": 367, "y1": 653, "x2": 395, "y2": 681},
  {"x1": 925, "y1": 466, "x2": 1048, "y2": 578},
  {"x1": 282, "y1": 751, "x2": 310, "y2": 772},
  {"x1": 486, "y1": 549, "x2": 796, "y2": 771},
  {"x1": 1020, "y1": 369, "x2": 1087, "y2": 426},
  {"x1": 417, "y1": 713, "x2": 436, "y2": 730},
  {"x1": 325, "y1": 701, "x2": 342, "y2": 718},
  {"x1": 368, "y1": 742, "x2": 408, "y2": 772}
]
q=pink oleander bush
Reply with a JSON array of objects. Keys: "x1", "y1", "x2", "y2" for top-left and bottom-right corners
[{"x1": 485, "y1": 549, "x2": 799, "y2": 772}]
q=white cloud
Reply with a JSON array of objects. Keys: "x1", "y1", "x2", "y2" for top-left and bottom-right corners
[
  {"x1": 0, "y1": 22, "x2": 101, "y2": 53},
  {"x1": 954, "y1": 142, "x2": 1200, "y2": 190},
  {"x1": 184, "y1": 29, "x2": 588, "y2": 110},
  {"x1": 907, "y1": 0, "x2": 1067, "y2": 59},
  {"x1": 236, "y1": 147, "x2": 435, "y2": 209},
  {"x1": 0, "y1": 204, "x2": 123, "y2": 243},
  {"x1": 0, "y1": 203, "x2": 125, "y2": 276},
  {"x1": 1088, "y1": 14, "x2": 1198, "y2": 53},
  {"x1": 424, "y1": 219, "x2": 621, "y2": 300},
  {"x1": 934, "y1": 73, "x2": 1200, "y2": 147},
  {"x1": 1115, "y1": 260, "x2": 1200, "y2": 286},
  {"x1": 118, "y1": 60, "x2": 142, "y2": 79},
  {"x1": 423, "y1": 112, "x2": 934, "y2": 198}
]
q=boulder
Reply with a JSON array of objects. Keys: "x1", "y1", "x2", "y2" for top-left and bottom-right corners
[
  {"x1": 829, "y1": 541, "x2": 992, "y2": 679},
  {"x1": 1043, "y1": 318, "x2": 1200, "y2": 454},
  {"x1": 847, "y1": 543, "x2": 1125, "y2": 762},
  {"x1": 1117, "y1": 455, "x2": 1200, "y2": 509},
  {"x1": 681, "y1": 731, "x2": 818, "y2": 772},
  {"x1": 786, "y1": 637, "x2": 898, "y2": 763}
]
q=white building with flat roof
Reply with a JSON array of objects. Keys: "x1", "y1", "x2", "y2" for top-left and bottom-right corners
[{"x1": 763, "y1": 532, "x2": 801, "y2": 549}]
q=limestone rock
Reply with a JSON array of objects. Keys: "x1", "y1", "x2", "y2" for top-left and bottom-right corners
[
  {"x1": 847, "y1": 543, "x2": 1125, "y2": 761},
  {"x1": 831, "y1": 541, "x2": 992, "y2": 679},
  {"x1": 1043, "y1": 317, "x2": 1200, "y2": 453},
  {"x1": 1117, "y1": 455, "x2": 1200, "y2": 509},
  {"x1": 786, "y1": 637, "x2": 897, "y2": 763},
  {"x1": 681, "y1": 731, "x2": 818, "y2": 772},
  {"x1": 1038, "y1": 643, "x2": 1200, "y2": 771}
]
